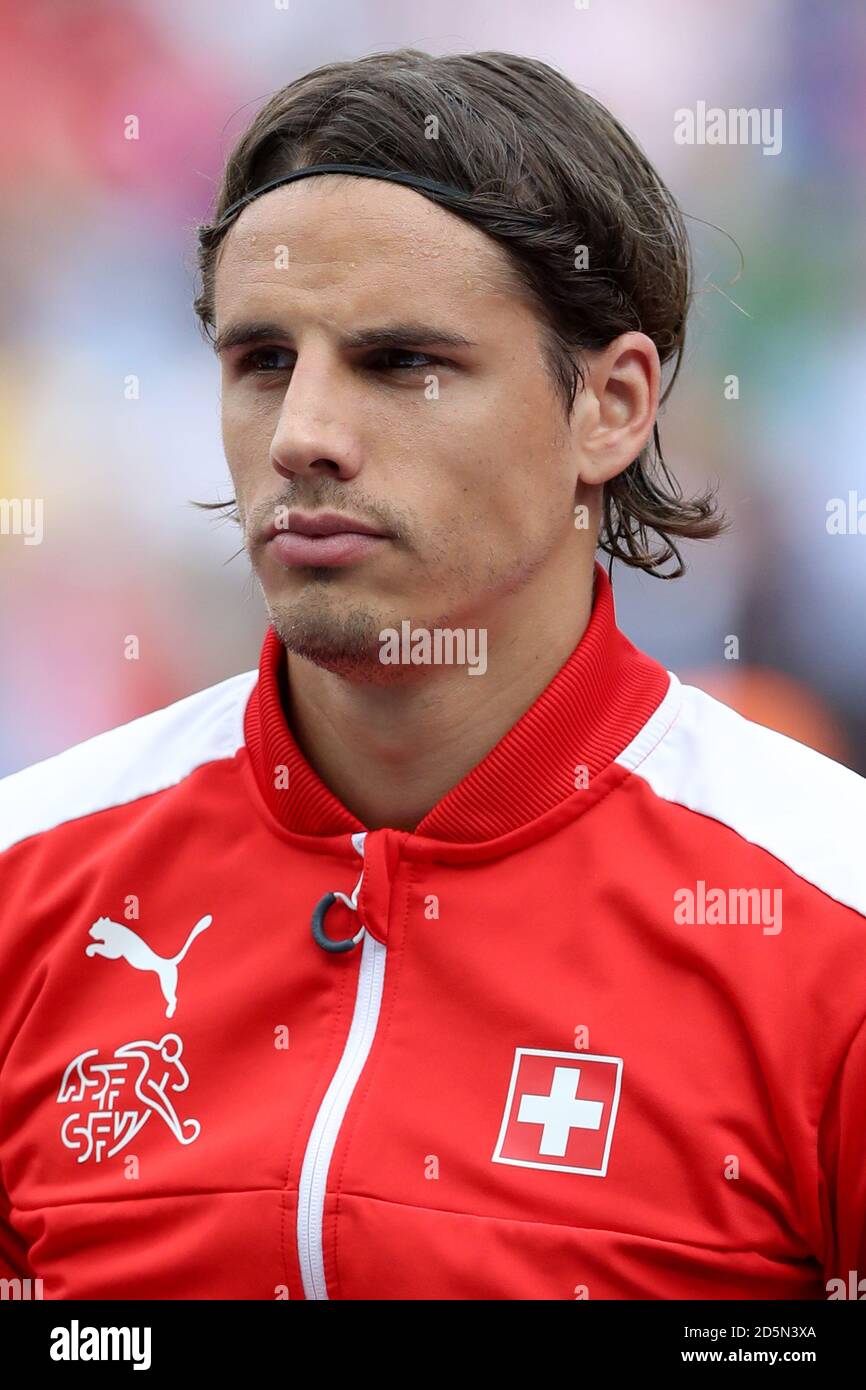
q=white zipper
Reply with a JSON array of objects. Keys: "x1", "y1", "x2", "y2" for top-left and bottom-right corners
[{"x1": 297, "y1": 831, "x2": 388, "y2": 1299}]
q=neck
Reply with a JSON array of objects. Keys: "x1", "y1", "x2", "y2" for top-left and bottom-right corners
[{"x1": 282, "y1": 555, "x2": 596, "y2": 831}]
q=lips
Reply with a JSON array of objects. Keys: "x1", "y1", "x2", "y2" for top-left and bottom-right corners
[{"x1": 264, "y1": 510, "x2": 391, "y2": 569}]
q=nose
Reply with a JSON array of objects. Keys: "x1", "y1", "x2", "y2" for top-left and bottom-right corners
[{"x1": 269, "y1": 350, "x2": 363, "y2": 484}]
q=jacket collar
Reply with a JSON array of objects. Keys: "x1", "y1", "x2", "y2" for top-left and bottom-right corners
[{"x1": 243, "y1": 561, "x2": 669, "y2": 843}]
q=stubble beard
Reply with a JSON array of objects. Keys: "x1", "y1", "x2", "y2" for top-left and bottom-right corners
[{"x1": 262, "y1": 572, "x2": 410, "y2": 683}]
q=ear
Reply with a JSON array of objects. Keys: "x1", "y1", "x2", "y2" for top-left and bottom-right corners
[{"x1": 574, "y1": 332, "x2": 660, "y2": 487}]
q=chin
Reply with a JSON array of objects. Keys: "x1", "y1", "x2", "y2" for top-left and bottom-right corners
[{"x1": 264, "y1": 591, "x2": 403, "y2": 683}]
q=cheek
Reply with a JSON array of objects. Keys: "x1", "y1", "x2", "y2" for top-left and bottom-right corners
[
  {"x1": 442, "y1": 405, "x2": 573, "y2": 538},
  {"x1": 220, "y1": 390, "x2": 276, "y2": 481},
  {"x1": 219, "y1": 387, "x2": 242, "y2": 451},
  {"x1": 221, "y1": 387, "x2": 262, "y2": 446}
]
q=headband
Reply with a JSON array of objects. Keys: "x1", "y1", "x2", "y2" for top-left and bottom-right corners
[{"x1": 215, "y1": 163, "x2": 472, "y2": 227}]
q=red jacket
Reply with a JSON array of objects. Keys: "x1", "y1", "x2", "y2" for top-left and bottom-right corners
[{"x1": 1, "y1": 565, "x2": 864, "y2": 1300}]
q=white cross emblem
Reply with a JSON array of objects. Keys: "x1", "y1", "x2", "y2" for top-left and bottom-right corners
[{"x1": 517, "y1": 1066, "x2": 604, "y2": 1156}]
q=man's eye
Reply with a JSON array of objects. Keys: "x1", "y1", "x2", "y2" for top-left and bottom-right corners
[
  {"x1": 372, "y1": 349, "x2": 438, "y2": 373},
  {"x1": 237, "y1": 348, "x2": 294, "y2": 374},
  {"x1": 234, "y1": 347, "x2": 438, "y2": 376}
]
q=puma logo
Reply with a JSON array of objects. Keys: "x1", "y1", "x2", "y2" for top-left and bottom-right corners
[{"x1": 85, "y1": 915, "x2": 212, "y2": 1019}]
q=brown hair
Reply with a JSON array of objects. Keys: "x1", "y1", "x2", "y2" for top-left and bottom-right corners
[{"x1": 194, "y1": 48, "x2": 726, "y2": 577}]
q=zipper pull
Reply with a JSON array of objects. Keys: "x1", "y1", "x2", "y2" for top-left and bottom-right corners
[{"x1": 311, "y1": 831, "x2": 368, "y2": 954}]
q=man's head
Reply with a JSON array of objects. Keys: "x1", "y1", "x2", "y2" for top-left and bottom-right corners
[{"x1": 194, "y1": 49, "x2": 722, "y2": 677}]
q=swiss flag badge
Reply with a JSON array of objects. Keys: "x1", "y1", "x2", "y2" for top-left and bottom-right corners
[{"x1": 491, "y1": 1048, "x2": 622, "y2": 1177}]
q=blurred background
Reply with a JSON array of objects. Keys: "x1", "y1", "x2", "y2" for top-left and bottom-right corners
[{"x1": 1, "y1": 0, "x2": 864, "y2": 776}]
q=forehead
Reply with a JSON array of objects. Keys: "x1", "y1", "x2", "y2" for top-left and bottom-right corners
[{"x1": 213, "y1": 175, "x2": 524, "y2": 321}]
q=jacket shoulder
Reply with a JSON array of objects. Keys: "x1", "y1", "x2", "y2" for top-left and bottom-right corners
[
  {"x1": 619, "y1": 674, "x2": 866, "y2": 917},
  {"x1": 0, "y1": 667, "x2": 258, "y2": 856}
]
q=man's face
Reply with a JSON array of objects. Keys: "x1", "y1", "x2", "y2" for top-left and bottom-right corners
[{"x1": 214, "y1": 176, "x2": 585, "y2": 679}]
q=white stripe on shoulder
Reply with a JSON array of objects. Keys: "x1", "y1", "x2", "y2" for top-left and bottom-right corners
[
  {"x1": 0, "y1": 668, "x2": 258, "y2": 855},
  {"x1": 616, "y1": 674, "x2": 866, "y2": 917}
]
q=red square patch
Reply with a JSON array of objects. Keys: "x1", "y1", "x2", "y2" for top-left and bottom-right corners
[{"x1": 491, "y1": 1048, "x2": 622, "y2": 1176}]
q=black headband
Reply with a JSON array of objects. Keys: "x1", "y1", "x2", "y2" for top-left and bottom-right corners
[{"x1": 215, "y1": 163, "x2": 471, "y2": 227}]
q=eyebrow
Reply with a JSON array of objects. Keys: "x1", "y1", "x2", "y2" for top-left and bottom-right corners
[{"x1": 213, "y1": 319, "x2": 477, "y2": 356}]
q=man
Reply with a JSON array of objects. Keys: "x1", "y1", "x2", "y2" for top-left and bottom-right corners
[{"x1": 1, "y1": 49, "x2": 863, "y2": 1301}]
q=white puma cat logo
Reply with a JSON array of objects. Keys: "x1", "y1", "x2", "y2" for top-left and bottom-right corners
[{"x1": 85, "y1": 914, "x2": 212, "y2": 1019}]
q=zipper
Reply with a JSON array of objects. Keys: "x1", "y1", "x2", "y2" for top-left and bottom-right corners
[{"x1": 297, "y1": 830, "x2": 388, "y2": 1299}]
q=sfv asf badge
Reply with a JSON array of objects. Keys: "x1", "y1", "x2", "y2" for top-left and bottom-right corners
[
  {"x1": 492, "y1": 1047, "x2": 622, "y2": 1177},
  {"x1": 57, "y1": 1034, "x2": 200, "y2": 1163}
]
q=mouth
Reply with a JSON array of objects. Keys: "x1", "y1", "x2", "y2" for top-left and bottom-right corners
[{"x1": 264, "y1": 510, "x2": 392, "y2": 569}]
